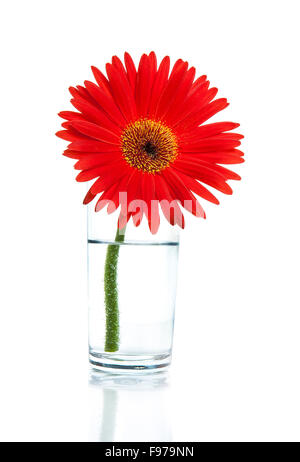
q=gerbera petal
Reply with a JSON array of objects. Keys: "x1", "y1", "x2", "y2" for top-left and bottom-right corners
[
  {"x1": 67, "y1": 120, "x2": 120, "y2": 144},
  {"x1": 70, "y1": 97, "x2": 121, "y2": 134},
  {"x1": 91, "y1": 66, "x2": 111, "y2": 95},
  {"x1": 173, "y1": 81, "x2": 210, "y2": 123},
  {"x1": 169, "y1": 59, "x2": 185, "y2": 78},
  {"x1": 135, "y1": 54, "x2": 155, "y2": 117},
  {"x1": 162, "y1": 169, "x2": 205, "y2": 218},
  {"x1": 180, "y1": 122, "x2": 240, "y2": 141},
  {"x1": 63, "y1": 149, "x2": 82, "y2": 159},
  {"x1": 148, "y1": 56, "x2": 170, "y2": 118},
  {"x1": 124, "y1": 52, "x2": 137, "y2": 91},
  {"x1": 76, "y1": 167, "x2": 106, "y2": 182},
  {"x1": 76, "y1": 85, "x2": 95, "y2": 103},
  {"x1": 201, "y1": 87, "x2": 218, "y2": 106},
  {"x1": 81, "y1": 165, "x2": 130, "y2": 206},
  {"x1": 129, "y1": 176, "x2": 144, "y2": 227},
  {"x1": 69, "y1": 86, "x2": 94, "y2": 105},
  {"x1": 132, "y1": 210, "x2": 143, "y2": 227},
  {"x1": 84, "y1": 80, "x2": 126, "y2": 127},
  {"x1": 179, "y1": 156, "x2": 241, "y2": 180},
  {"x1": 95, "y1": 182, "x2": 120, "y2": 212},
  {"x1": 140, "y1": 174, "x2": 160, "y2": 233},
  {"x1": 164, "y1": 66, "x2": 196, "y2": 124},
  {"x1": 173, "y1": 159, "x2": 233, "y2": 194},
  {"x1": 149, "y1": 51, "x2": 157, "y2": 74},
  {"x1": 97, "y1": 162, "x2": 130, "y2": 189},
  {"x1": 115, "y1": 170, "x2": 138, "y2": 227},
  {"x1": 74, "y1": 152, "x2": 119, "y2": 170},
  {"x1": 68, "y1": 140, "x2": 116, "y2": 152},
  {"x1": 211, "y1": 133, "x2": 244, "y2": 141},
  {"x1": 58, "y1": 111, "x2": 85, "y2": 121},
  {"x1": 155, "y1": 175, "x2": 185, "y2": 228},
  {"x1": 85, "y1": 162, "x2": 128, "y2": 194},
  {"x1": 89, "y1": 177, "x2": 105, "y2": 196},
  {"x1": 180, "y1": 138, "x2": 241, "y2": 152},
  {"x1": 202, "y1": 162, "x2": 241, "y2": 181},
  {"x1": 107, "y1": 173, "x2": 132, "y2": 213},
  {"x1": 56, "y1": 129, "x2": 87, "y2": 142},
  {"x1": 188, "y1": 75, "x2": 207, "y2": 97},
  {"x1": 176, "y1": 98, "x2": 229, "y2": 132},
  {"x1": 150, "y1": 198, "x2": 160, "y2": 234},
  {"x1": 119, "y1": 170, "x2": 139, "y2": 218},
  {"x1": 155, "y1": 60, "x2": 189, "y2": 121},
  {"x1": 140, "y1": 173, "x2": 152, "y2": 222},
  {"x1": 68, "y1": 140, "x2": 120, "y2": 152},
  {"x1": 182, "y1": 150, "x2": 245, "y2": 165},
  {"x1": 106, "y1": 58, "x2": 137, "y2": 121},
  {"x1": 83, "y1": 189, "x2": 97, "y2": 205},
  {"x1": 126, "y1": 171, "x2": 142, "y2": 217},
  {"x1": 174, "y1": 171, "x2": 220, "y2": 204}
]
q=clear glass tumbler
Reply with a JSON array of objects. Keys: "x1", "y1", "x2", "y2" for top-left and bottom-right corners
[{"x1": 87, "y1": 205, "x2": 179, "y2": 372}]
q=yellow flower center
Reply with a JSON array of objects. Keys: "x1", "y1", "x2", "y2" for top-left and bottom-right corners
[{"x1": 121, "y1": 119, "x2": 178, "y2": 173}]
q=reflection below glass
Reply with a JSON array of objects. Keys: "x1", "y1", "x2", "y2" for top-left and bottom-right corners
[{"x1": 89, "y1": 370, "x2": 172, "y2": 442}]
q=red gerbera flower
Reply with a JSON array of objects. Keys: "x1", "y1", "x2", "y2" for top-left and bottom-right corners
[{"x1": 56, "y1": 52, "x2": 244, "y2": 233}]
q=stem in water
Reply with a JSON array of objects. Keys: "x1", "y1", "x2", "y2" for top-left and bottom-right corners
[{"x1": 104, "y1": 224, "x2": 126, "y2": 352}]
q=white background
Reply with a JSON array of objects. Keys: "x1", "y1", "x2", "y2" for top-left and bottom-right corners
[{"x1": 0, "y1": 0, "x2": 299, "y2": 442}]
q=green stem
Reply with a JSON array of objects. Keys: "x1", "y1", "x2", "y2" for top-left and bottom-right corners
[{"x1": 104, "y1": 223, "x2": 126, "y2": 352}]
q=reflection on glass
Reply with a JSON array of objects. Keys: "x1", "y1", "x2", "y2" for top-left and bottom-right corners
[{"x1": 89, "y1": 371, "x2": 172, "y2": 442}]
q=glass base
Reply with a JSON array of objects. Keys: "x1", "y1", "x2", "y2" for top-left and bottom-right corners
[{"x1": 89, "y1": 350, "x2": 171, "y2": 373}]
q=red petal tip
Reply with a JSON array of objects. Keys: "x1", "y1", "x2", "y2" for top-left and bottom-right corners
[
  {"x1": 75, "y1": 172, "x2": 84, "y2": 182},
  {"x1": 83, "y1": 191, "x2": 96, "y2": 205},
  {"x1": 55, "y1": 131, "x2": 65, "y2": 139},
  {"x1": 83, "y1": 80, "x2": 93, "y2": 88}
]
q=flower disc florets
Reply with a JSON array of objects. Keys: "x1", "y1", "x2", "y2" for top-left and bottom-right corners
[{"x1": 121, "y1": 119, "x2": 178, "y2": 173}]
